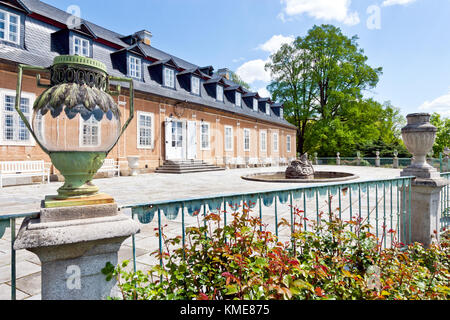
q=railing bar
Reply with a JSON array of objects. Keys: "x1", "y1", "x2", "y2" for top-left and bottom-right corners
[
  {"x1": 375, "y1": 183, "x2": 379, "y2": 240},
  {"x1": 383, "y1": 183, "x2": 386, "y2": 249},
  {"x1": 182, "y1": 203, "x2": 186, "y2": 261},
  {"x1": 157, "y1": 208, "x2": 163, "y2": 276},
  {"x1": 402, "y1": 180, "x2": 407, "y2": 245},
  {"x1": 367, "y1": 184, "x2": 370, "y2": 232},
  {"x1": 390, "y1": 181, "x2": 393, "y2": 248},
  {"x1": 397, "y1": 180, "x2": 400, "y2": 240},
  {"x1": 315, "y1": 189, "x2": 319, "y2": 225},
  {"x1": 358, "y1": 184, "x2": 361, "y2": 221},
  {"x1": 338, "y1": 186, "x2": 342, "y2": 221},
  {"x1": 258, "y1": 195, "x2": 263, "y2": 232},
  {"x1": 11, "y1": 218, "x2": 16, "y2": 301},
  {"x1": 408, "y1": 179, "x2": 412, "y2": 244},
  {"x1": 303, "y1": 191, "x2": 307, "y2": 232},
  {"x1": 289, "y1": 191, "x2": 294, "y2": 250},
  {"x1": 275, "y1": 196, "x2": 279, "y2": 238},
  {"x1": 131, "y1": 210, "x2": 137, "y2": 274},
  {"x1": 349, "y1": 185, "x2": 353, "y2": 232}
]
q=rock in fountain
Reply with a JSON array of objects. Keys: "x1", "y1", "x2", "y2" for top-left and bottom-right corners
[{"x1": 285, "y1": 154, "x2": 315, "y2": 179}]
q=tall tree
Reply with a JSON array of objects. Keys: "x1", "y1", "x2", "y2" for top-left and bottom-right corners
[
  {"x1": 430, "y1": 113, "x2": 450, "y2": 157},
  {"x1": 266, "y1": 24, "x2": 383, "y2": 155}
]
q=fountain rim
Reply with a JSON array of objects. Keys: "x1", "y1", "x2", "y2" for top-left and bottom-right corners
[{"x1": 242, "y1": 171, "x2": 360, "y2": 184}]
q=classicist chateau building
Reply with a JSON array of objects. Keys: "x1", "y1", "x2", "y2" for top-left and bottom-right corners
[{"x1": 0, "y1": 0, "x2": 297, "y2": 175}]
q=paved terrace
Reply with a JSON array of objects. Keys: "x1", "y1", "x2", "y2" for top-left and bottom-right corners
[{"x1": 0, "y1": 165, "x2": 402, "y2": 300}]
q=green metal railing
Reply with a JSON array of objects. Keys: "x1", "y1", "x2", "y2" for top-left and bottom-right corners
[
  {"x1": 123, "y1": 176, "x2": 415, "y2": 275},
  {"x1": 6, "y1": 174, "x2": 450, "y2": 300},
  {"x1": 317, "y1": 156, "x2": 446, "y2": 171}
]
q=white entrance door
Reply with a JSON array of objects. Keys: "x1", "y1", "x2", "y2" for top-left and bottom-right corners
[
  {"x1": 165, "y1": 119, "x2": 185, "y2": 160},
  {"x1": 187, "y1": 121, "x2": 197, "y2": 160}
]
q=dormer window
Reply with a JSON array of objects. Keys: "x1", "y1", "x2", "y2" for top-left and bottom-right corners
[
  {"x1": 129, "y1": 56, "x2": 142, "y2": 79},
  {"x1": 253, "y1": 99, "x2": 258, "y2": 112},
  {"x1": 235, "y1": 92, "x2": 242, "y2": 107},
  {"x1": 163, "y1": 67, "x2": 175, "y2": 88},
  {"x1": 266, "y1": 103, "x2": 270, "y2": 115},
  {"x1": 217, "y1": 85, "x2": 224, "y2": 102},
  {"x1": 73, "y1": 36, "x2": 90, "y2": 57},
  {"x1": 0, "y1": 9, "x2": 20, "y2": 44},
  {"x1": 191, "y1": 76, "x2": 200, "y2": 95}
]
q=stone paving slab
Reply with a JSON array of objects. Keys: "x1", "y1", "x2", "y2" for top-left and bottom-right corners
[{"x1": 0, "y1": 166, "x2": 403, "y2": 300}]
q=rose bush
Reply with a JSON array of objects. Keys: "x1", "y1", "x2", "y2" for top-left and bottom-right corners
[{"x1": 103, "y1": 204, "x2": 450, "y2": 300}]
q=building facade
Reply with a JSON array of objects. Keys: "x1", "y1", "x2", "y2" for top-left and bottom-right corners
[{"x1": 0, "y1": 0, "x2": 297, "y2": 175}]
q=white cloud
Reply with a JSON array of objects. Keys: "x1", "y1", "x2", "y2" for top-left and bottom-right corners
[
  {"x1": 258, "y1": 87, "x2": 271, "y2": 98},
  {"x1": 235, "y1": 59, "x2": 271, "y2": 84},
  {"x1": 382, "y1": 0, "x2": 416, "y2": 7},
  {"x1": 419, "y1": 90, "x2": 450, "y2": 117},
  {"x1": 279, "y1": 0, "x2": 360, "y2": 26},
  {"x1": 257, "y1": 34, "x2": 295, "y2": 54}
]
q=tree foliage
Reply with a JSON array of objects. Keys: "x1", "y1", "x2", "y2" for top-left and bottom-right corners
[
  {"x1": 266, "y1": 24, "x2": 405, "y2": 157},
  {"x1": 430, "y1": 113, "x2": 450, "y2": 157}
]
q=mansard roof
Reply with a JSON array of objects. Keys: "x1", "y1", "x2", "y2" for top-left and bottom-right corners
[{"x1": 1, "y1": 0, "x2": 294, "y2": 129}]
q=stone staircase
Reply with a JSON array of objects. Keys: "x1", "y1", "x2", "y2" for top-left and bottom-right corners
[{"x1": 155, "y1": 160, "x2": 225, "y2": 174}]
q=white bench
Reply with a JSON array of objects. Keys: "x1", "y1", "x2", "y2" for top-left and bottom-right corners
[
  {"x1": 0, "y1": 160, "x2": 50, "y2": 188},
  {"x1": 97, "y1": 159, "x2": 120, "y2": 177}
]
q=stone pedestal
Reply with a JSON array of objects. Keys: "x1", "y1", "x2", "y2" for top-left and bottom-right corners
[
  {"x1": 400, "y1": 178, "x2": 448, "y2": 247},
  {"x1": 393, "y1": 157, "x2": 399, "y2": 169},
  {"x1": 399, "y1": 113, "x2": 449, "y2": 247},
  {"x1": 375, "y1": 152, "x2": 380, "y2": 167},
  {"x1": 14, "y1": 202, "x2": 140, "y2": 300}
]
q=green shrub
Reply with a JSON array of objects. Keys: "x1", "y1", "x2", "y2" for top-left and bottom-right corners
[{"x1": 103, "y1": 205, "x2": 450, "y2": 300}]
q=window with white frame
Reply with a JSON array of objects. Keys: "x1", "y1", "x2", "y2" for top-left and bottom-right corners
[
  {"x1": 243, "y1": 128, "x2": 250, "y2": 152},
  {"x1": 191, "y1": 76, "x2": 200, "y2": 95},
  {"x1": 164, "y1": 67, "x2": 175, "y2": 88},
  {"x1": 216, "y1": 85, "x2": 224, "y2": 102},
  {"x1": 80, "y1": 117, "x2": 100, "y2": 147},
  {"x1": 260, "y1": 130, "x2": 267, "y2": 152},
  {"x1": 287, "y1": 135, "x2": 291, "y2": 153},
  {"x1": 224, "y1": 126, "x2": 233, "y2": 151},
  {"x1": 200, "y1": 122, "x2": 210, "y2": 150},
  {"x1": 266, "y1": 103, "x2": 271, "y2": 115},
  {"x1": 0, "y1": 90, "x2": 35, "y2": 146},
  {"x1": 129, "y1": 56, "x2": 142, "y2": 79},
  {"x1": 73, "y1": 36, "x2": 90, "y2": 57},
  {"x1": 137, "y1": 111, "x2": 154, "y2": 149},
  {"x1": 253, "y1": 98, "x2": 258, "y2": 112},
  {"x1": 0, "y1": 9, "x2": 20, "y2": 44},
  {"x1": 235, "y1": 92, "x2": 241, "y2": 107},
  {"x1": 280, "y1": 108, "x2": 284, "y2": 119},
  {"x1": 273, "y1": 132, "x2": 279, "y2": 152}
]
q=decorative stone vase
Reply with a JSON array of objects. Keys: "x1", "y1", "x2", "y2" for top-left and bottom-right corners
[
  {"x1": 401, "y1": 113, "x2": 439, "y2": 179},
  {"x1": 127, "y1": 156, "x2": 140, "y2": 176}
]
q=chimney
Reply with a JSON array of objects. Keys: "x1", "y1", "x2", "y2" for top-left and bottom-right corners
[
  {"x1": 217, "y1": 68, "x2": 232, "y2": 80},
  {"x1": 134, "y1": 30, "x2": 152, "y2": 46}
]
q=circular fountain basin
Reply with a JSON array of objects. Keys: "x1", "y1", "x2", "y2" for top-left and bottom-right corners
[{"x1": 242, "y1": 171, "x2": 359, "y2": 183}]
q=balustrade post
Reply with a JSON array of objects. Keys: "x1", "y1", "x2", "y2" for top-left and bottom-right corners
[
  {"x1": 375, "y1": 151, "x2": 380, "y2": 167},
  {"x1": 400, "y1": 113, "x2": 449, "y2": 247}
]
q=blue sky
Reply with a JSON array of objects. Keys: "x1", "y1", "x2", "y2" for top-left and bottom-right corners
[{"x1": 45, "y1": 0, "x2": 450, "y2": 117}]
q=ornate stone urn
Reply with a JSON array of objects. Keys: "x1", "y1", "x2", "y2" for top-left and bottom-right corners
[
  {"x1": 127, "y1": 156, "x2": 140, "y2": 176},
  {"x1": 286, "y1": 154, "x2": 315, "y2": 179},
  {"x1": 401, "y1": 113, "x2": 439, "y2": 179}
]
